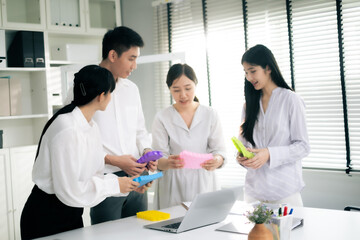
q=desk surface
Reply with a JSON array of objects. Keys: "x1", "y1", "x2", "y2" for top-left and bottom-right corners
[{"x1": 38, "y1": 201, "x2": 360, "y2": 240}]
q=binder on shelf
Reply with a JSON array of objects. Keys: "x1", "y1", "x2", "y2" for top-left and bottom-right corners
[
  {"x1": 7, "y1": 31, "x2": 34, "y2": 67},
  {"x1": 7, "y1": 31, "x2": 46, "y2": 68},
  {"x1": 33, "y1": 32, "x2": 45, "y2": 67},
  {"x1": 0, "y1": 130, "x2": 3, "y2": 149},
  {"x1": 0, "y1": 30, "x2": 6, "y2": 68}
]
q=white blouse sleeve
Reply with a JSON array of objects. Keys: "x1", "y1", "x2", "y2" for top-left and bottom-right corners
[
  {"x1": 50, "y1": 129, "x2": 125, "y2": 208},
  {"x1": 268, "y1": 94, "x2": 310, "y2": 168},
  {"x1": 151, "y1": 113, "x2": 170, "y2": 158},
  {"x1": 207, "y1": 109, "x2": 227, "y2": 166}
]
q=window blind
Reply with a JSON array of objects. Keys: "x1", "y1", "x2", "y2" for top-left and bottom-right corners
[
  {"x1": 206, "y1": 0, "x2": 246, "y2": 187},
  {"x1": 153, "y1": 3, "x2": 172, "y2": 113},
  {"x1": 170, "y1": 0, "x2": 209, "y2": 105},
  {"x1": 152, "y1": 0, "x2": 360, "y2": 178},
  {"x1": 246, "y1": 0, "x2": 292, "y2": 87},
  {"x1": 342, "y1": 0, "x2": 360, "y2": 171},
  {"x1": 291, "y1": 0, "x2": 347, "y2": 170}
]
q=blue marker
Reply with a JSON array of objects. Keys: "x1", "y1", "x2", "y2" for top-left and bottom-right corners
[{"x1": 289, "y1": 208, "x2": 293, "y2": 215}]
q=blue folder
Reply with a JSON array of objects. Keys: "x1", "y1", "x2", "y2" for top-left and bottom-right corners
[{"x1": 133, "y1": 172, "x2": 163, "y2": 187}]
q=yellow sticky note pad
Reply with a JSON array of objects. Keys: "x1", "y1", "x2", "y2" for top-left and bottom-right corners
[{"x1": 136, "y1": 210, "x2": 170, "y2": 221}]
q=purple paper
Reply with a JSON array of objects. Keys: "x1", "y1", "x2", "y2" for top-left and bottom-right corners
[{"x1": 137, "y1": 151, "x2": 163, "y2": 163}]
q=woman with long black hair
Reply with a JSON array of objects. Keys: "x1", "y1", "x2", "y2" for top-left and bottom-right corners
[
  {"x1": 236, "y1": 45, "x2": 310, "y2": 206},
  {"x1": 20, "y1": 65, "x2": 139, "y2": 239}
]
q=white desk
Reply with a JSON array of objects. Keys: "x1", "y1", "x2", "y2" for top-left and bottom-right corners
[{"x1": 38, "y1": 201, "x2": 360, "y2": 240}]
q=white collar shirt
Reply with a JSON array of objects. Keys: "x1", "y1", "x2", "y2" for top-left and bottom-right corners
[
  {"x1": 32, "y1": 107, "x2": 124, "y2": 208},
  {"x1": 92, "y1": 78, "x2": 151, "y2": 173},
  {"x1": 152, "y1": 104, "x2": 227, "y2": 209}
]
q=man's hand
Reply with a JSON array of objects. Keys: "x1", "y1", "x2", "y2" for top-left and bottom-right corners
[
  {"x1": 146, "y1": 160, "x2": 158, "y2": 172},
  {"x1": 106, "y1": 155, "x2": 146, "y2": 176},
  {"x1": 141, "y1": 148, "x2": 158, "y2": 172}
]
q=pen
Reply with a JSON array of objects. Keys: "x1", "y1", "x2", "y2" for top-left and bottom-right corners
[
  {"x1": 289, "y1": 208, "x2": 293, "y2": 215},
  {"x1": 283, "y1": 206, "x2": 288, "y2": 216},
  {"x1": 278, "y1": 207, "x2": 282, "y2": 217}
]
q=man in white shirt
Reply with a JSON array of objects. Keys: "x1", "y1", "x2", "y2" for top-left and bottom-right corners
[
  {"x1": 91, "y1": 26, "x2": 158, "y2": 224},
  {"x1": 65, "y1": 26, "x2": 157, "y2": 224}
]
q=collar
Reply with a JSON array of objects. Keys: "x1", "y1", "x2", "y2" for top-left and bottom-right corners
[
  {"x1": 72, "y1": 107, "x2": 94, "y2": 131},
  {"x1": 116, "y1": 78, "x2": 130, "y2": 87},
  {"x1": 171, "y1": 105, "x2": 203, "y2": 131}
]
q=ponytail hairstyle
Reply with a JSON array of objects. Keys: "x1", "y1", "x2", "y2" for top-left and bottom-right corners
[
  {"x1": 35, "y1": 65, "x2": 115, "y2": 159},
  {"x1": 241, "y1": 44, "x2": 292, "y2": 146},
  {"x1": 166, "y1": 63, "x2": 199, "y2": 102}
]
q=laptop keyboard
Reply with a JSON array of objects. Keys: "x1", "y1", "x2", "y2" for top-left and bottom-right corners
[{"x1": 163, "y1": 222, "x2": 181, "y2": 229}]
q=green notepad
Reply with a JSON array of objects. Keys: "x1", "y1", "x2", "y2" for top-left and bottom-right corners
[{"x1": 231, "y1": 137, "x2": 254, "y2": 159}]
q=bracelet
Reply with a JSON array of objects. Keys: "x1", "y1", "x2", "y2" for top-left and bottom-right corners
[{"x1": 214, "y1": 155, "x2": 224, "y2": 168}]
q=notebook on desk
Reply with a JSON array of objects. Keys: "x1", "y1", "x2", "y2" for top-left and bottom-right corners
[{"x1": 144, "y1": 187, "x2": 242, "y2": 233}]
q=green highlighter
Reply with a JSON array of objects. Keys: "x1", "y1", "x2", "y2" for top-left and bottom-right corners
[{"x1": 231, "y1": 136, "x2": 254, "y2": 159}]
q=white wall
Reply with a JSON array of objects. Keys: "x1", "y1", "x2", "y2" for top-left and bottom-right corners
[
  {"x1": 120, "y1": 0, "x2": 360, "y2": 211},
  {"x1": 302, "y1": 170, "x2": 360, "y2": 210},
  {"x1": 121, "y1": 0, "x2": 157, "y2": 131}
]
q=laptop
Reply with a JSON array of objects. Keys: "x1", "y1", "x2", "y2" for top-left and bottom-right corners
[{"x1": 144, "y1": 187, "x2": 241, "y2": 233}]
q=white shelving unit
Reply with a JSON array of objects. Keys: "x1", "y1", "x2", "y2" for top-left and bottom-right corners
[
  {"x1": 45, "y1": 0, "x2": 86, "y2": 33},
  {"x1": 0, "y1": 0, "x2": 121, "y2": 239},
  {"x1": 1, "y1": 0, "x2": 46, "y2": 30},
  {"x1": 0, "y1": 148, "x2": 14, "y2": 240},
  {"x1": 0, "y1": 68, "x2": 48, "y2": 148},
  {"x1": 85, "y1": 0, "x2": 121, "y2": 35}
]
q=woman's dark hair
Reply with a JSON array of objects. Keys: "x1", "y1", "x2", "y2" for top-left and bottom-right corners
[
  {"x1": 241, "y1": 44, "x2": 292, "y2": 146},
  {"x1": 166, "y1": 63, "x2": 199, "y2": 102},
  {"x1": 35, "y1": 65, "x2": 115, "y2": 158},
  {"x1": 102, "y1": 26, "x2": 144, "y2": 60}
]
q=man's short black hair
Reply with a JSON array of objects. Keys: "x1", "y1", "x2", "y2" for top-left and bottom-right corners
[{"x1": 102, "y1": 26, "x2": 144, "y2": 59}]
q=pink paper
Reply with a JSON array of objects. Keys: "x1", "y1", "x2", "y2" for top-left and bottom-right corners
[{"x1": 179, "y1": 150, "x2": 213, "y2": 169}]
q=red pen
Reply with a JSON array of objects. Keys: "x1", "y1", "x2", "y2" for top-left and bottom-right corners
[{"x1": 283, "y1": 206, "x2": 288, "y2": 216}]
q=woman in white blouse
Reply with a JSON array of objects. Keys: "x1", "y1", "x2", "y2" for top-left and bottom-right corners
[
  {"x1": 20, "y1": 65, "x2": 140, "y2": 240},
  {"x1": 152, "y1": 63, "x2": 226, "y2": 209},
  {"x1": 236, "y1": 45, "x2": 310, "y2": 206}
]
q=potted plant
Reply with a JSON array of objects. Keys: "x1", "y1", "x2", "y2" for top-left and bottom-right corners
[{"x1": 245, "y1": 203, "x2": 274, "y2": 240}]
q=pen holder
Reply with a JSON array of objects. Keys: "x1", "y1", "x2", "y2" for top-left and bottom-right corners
[{"x1": 269, "y1": 215, "x2": 293, "y2": 240}]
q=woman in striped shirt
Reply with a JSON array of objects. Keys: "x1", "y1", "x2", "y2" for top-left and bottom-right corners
[{"x1": 236, "y1": 44, "x2": 310, "y2": 206}]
